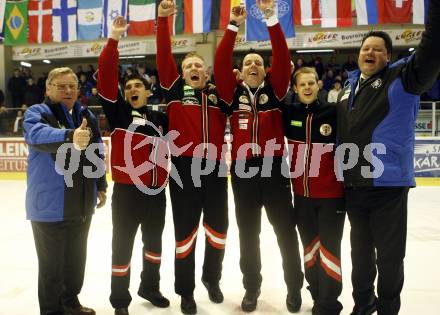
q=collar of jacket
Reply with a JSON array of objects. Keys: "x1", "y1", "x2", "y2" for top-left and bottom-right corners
[
  {"x1": 347, "y1": 64, "x2": 389, "y2": 90},
  {"x1": 130, "y1": 103, "x2": 150, "y2": 116},
  {"x1": 45, "y1": 97, "x2": 83, "y2": 129},
  {"x1": 294, "y1": 100, "x2": 320, "y2": 113},
  {"x1": 241, "y1": 80, "x2": 266, "y2": 105}
]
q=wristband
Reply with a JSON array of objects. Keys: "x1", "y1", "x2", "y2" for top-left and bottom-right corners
[{"x1": 229, "y1": 20, "x2": 239, "y2": 27}]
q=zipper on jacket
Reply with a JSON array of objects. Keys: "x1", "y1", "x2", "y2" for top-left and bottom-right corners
[
  {"x1": 250, "y1": 88, "x2": 261, "y2": 156},
  {"x1": 79, "y1": 113, "x2": 87, "y2": 219},
  {"x1": 76, "y1": 149, "x2": 87, "y2": 219},
  {"x1": 201, "y1": 92, "x2": 209, "y2": 159},
  {"x1": 303, "y1": 110, "x2": 313, "y2": 197}
]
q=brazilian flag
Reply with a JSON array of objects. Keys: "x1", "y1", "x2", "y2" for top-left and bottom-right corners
[{"x1": 4, "y1": 0, "x2": 28, "y2": 45}]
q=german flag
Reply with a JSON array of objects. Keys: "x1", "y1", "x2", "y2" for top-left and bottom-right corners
[{"x1": 211, "y1": 0, "x2": 242, "y2": 31}]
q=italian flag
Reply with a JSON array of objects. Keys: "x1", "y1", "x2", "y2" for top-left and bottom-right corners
[
  {"x1": 128, "y1": 0, "x2": 155, "y2": 36},
  {"x1": 184, "y1": 0, "x2": 212, "y2": 34},
  {"x1": 168, "y1": 0, "x2": 184, "y2": 35}
]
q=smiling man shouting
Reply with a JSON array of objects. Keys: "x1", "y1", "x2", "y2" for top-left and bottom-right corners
[
  {"x1": 335, "y1": 1, "x2": 440, "y2": 314},
  {"x1": 156, "y1": 1, "x2": 230, "y2": 314},
  {"x1": 98, "y1": 16, "x2": 170, "y2": 315},
  {"x1": 214, "y1": 0, "x2": 304, "y2": 313}
]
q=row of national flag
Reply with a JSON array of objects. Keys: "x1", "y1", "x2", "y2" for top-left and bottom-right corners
[
  {"x1": 0, "y1": 0, "x2": 429, "y2": 45},
  {"x1": 247, "y1": 0, "x2": 428, "y2": 41}
]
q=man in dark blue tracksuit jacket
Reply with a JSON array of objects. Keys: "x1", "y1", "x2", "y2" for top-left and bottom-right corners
[
  {"x1": 24, "y1": 67, "x2": 107, "y2": 315},
  {"x1": 336, "y1": 1, "x2": 440, "y2": 314}
]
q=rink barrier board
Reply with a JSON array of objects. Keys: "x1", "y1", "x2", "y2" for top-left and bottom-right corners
[{"x1": 1, "y1": 137, "x2": 439, "y2": 183}]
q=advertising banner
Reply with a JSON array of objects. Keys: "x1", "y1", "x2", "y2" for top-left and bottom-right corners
[
  {"x1": 230, "y1": 28, "x2": 424, "y2": 51},
  {"x1": 0, "y1": 138, "x2": 28, "y2": 172},
  {"x1": 12, "y1": 37, "x2": 196, "y2": 60},
  {"x1": 414, "y1": 138, "x2": 440, "y2": 177},
  {"x1": 0, "y1": 137, "x2": 110, "y2": 173}
]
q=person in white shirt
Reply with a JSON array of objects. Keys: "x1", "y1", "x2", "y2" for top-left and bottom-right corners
[{"x1": 327, "y1": 80, "x2": 342, "y2": 103}]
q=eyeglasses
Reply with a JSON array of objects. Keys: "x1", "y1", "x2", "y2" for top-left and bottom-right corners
[{"x1": 50, "y1": 82, "x2": 79, "y2": 91}]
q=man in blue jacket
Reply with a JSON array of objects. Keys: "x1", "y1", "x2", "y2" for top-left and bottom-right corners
[
  {"x1": 336, "y1": 1, "x2": 440, "y2": 315},
  {"x1": 24, "y1": 67, "x2": 107, "y2": 315}
]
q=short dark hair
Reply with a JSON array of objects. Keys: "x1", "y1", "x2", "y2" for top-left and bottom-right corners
[
  {"x1": 360, "y1": 31, "x2": 393, "y2": 56},
  {"x1": 243, "y1": 48, "x2": 260, "y2": 60},
  {"x1": 124, "y1": 74, "x2": 151, "y2": 90}
]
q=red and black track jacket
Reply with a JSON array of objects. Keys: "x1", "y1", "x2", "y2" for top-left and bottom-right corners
[
  {"x1": 98, "y1": 38, "x2": 169, "y2": 187},
  {"x1": 283, "y1": 100, "x2": 343, "y2": 198},
  {"x1": 156, "y1": 17, "x2": 228, "y2": 160},
  {"x1": 215, "y1": 21, "x2": 290, "y2": 161}
]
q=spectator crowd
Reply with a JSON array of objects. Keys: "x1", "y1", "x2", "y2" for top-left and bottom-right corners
[{"x1": 1, "y1": 54, "x2": 439, "y2": 137}]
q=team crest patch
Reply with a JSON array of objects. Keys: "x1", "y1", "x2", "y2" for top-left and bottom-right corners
[
  {"x1": 158, "y1": 125, "x2": 163, "y2": 134},
  {"x1": 371, "y1": 78, "x2": 382, "y2": 89},
  {"x1": 239, "y1": 95, "x2": 250, "y2": 104},
  {"x1": 259, "y1": 94, "x2": 268, "y2": 104},
  {"x1": 208, "y1": 94, "x2": 218, "y2": 104},
  {"x1": 320, "y1": 124, "x2": 332, "y2": 136}
]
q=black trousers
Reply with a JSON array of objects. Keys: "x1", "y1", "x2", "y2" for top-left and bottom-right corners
[
  {"x1": 231, "y1": 157, "x2": 304, "y2": 293},
  {"x1": 345, "y1": 186, "x2": 409, "y2": 315},
  {"x1": 169, "y1": 156, "x2": 229, "y2": 296},
  {"x1": 110, "y1": 183, "x2": 166, "y2": 309},
  {"x1": 295, "y1": 195, "x2": 345, "y2": 315},
  {"x1": 31, "y1": 217, "x2": 92, "y2": 315}
]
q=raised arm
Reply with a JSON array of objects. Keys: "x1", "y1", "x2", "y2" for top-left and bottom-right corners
[
  {"x1": 97, "y1": 16, "x2": 127, "y2": 102},
  {"x1": 259, "y1": 0, "x2": 291, "y2": 100},
  {"x1": 156, "y1": 0, "x2": 179, "y2": 89},
  {"x1": 402, "y1": 0, "x2": 440, "y2": 95},
  {"x1": 214, "y1": 6, "x2": 246, "y2": 104}
]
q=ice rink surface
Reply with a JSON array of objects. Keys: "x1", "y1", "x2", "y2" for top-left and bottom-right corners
[{"x1": 1, "y1": 180, "x2": 439, "y2": 315}]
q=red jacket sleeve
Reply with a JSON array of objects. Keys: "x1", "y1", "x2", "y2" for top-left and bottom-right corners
[
  {"x1": 97, "y1": 38, "x2": 119, "y2": 102},
  {"x1": 156, "y1": 17, "x2": 179, "y2": 90},
  {"x1": 214, "y1": 28, "x2": 238, "y2": 105},
  {"x1": 268, "y1": 23, "x2": 290, "y2": 100}
]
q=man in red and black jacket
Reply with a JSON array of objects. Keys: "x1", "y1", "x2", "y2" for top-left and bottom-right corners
[
  {"x1": 215, "y1": 1, "x2": 303, "y2": 313},
  {"x1": 98, "y1": 17, "x2": 169, "y2": 315},
  {"x1": 157, "y1": 2, "x2": 229, "y2": 314},
  {"x1": 284, "y1": 67, "x2": 345, "y2": 315}
]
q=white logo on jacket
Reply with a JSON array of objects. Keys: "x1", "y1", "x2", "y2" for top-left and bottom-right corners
[{"x1": 371, "y1": 78, "x2": 383, "y2": 89}]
